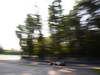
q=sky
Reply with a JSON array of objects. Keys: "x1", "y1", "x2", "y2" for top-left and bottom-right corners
[{"x1": 0, "y1": 0, "x2": 75, "y2": 50}]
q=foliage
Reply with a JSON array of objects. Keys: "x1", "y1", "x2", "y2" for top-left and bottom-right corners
[
  {"x1": 48, "y1": 0, "x2": 64, "y2": 57},
  {"x1": 15, "y1": 0, "x2": 100, "y2": 58},
  {"x1": 16, "y1": 14, "x2": 41, "y2": 56},
  {"x1": 65, "y1": 0, "x2": 100, "y2": 57},
  {"x1": 0, "y1": 46, "x2": 4, "y2": 53},
  {"x1": 93, "y1": 69, "x2": 100, "y2": 74}
]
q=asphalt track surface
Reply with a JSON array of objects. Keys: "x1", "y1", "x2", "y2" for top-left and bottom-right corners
[{"x1": 0, "y1": 60, "x2": 99, "y2": 75}]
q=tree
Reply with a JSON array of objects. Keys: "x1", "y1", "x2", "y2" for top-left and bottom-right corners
[
  {"x1": 0, "y1": 46, "x2": 3, "y2": 53},
  {"x1": 16, "y1": 14, "x2": 41, "y2": 56},
  {"x1": 48, "y1": 0, "x2": 65, "y2": 57},
  {"x1": 65, "y1": 0, "x2": 100, "y2": 57},
  {"x1": 76, "y1": 0, "x2": 100, "y2": 29}
]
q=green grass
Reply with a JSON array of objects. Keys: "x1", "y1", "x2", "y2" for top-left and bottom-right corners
[
  {"x1": 0, "y1": 54, "x2": 20, "y2": 56},
  {"x1": 0, "y1": 54, "x2": 38, "y2": 57}
]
